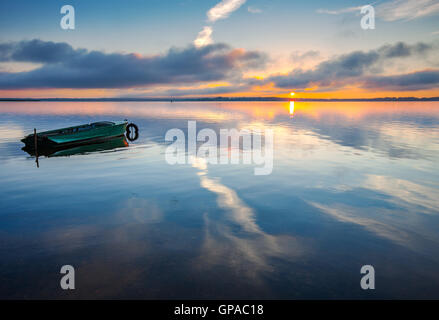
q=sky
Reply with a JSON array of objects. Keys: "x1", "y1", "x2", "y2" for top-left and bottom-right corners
[{"x1": 0, "y1": 0, "x2": 439, "y2": 98}]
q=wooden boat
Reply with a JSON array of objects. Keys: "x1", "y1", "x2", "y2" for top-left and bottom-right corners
[
  {"x1": 22, "y1": 135, "x2": 128, "y2": 157},
  {"x1": 21, "y1": 121, "x2": 128, "y2": 149}
]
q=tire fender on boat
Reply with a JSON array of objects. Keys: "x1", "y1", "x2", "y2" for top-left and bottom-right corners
[{"x1": 126, "y1": 123, "x2": 139, "y2": 141}]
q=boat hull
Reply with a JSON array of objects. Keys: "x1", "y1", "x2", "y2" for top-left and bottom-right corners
[
  {"x1": 21, "y1": 121, "x2": 128, "y2": 149},
  {"x1": 49, "y1": 122, "x2": 127, "y2": 144},
  {"x1": 22, "y1": 135, "x2": 128, "y2": 157}
]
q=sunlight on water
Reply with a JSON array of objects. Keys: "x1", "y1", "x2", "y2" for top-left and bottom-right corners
[{"x1": 0, "y1": 101, "x2": 439, "y2": 299}]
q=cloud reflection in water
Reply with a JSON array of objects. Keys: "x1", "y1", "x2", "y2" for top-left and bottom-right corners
[{"x1": 191, "y1": 157, "x2": 305, "y2": 280}]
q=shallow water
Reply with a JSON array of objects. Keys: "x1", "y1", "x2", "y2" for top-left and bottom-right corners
[{"x1": 0, "y1": 101, "x2": 439, "y2": 299}]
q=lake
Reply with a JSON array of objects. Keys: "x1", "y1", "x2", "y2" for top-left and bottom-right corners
[{"x1": 0, "y1": 101, "x2": 438, "y2": 299}]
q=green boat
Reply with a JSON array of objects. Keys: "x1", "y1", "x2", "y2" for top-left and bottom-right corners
[
  {"x1": 21, "y1": 121, "x2": 128, "y2": 149},
  {"x1": 22, "y1": 135, "x2": 129, "y2": 157}
]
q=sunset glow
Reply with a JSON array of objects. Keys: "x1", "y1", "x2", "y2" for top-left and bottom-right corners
[
  {"x1": 2, "y1": 0, "x2": 439, "y2": 302},
  {"x1": 0, "y1": 1, "x2": 438, "y2": 99}
]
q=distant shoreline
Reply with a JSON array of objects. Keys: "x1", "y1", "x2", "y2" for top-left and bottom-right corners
[{"x1": 1, "y1": 97, "x2": 439, "y2": 102}]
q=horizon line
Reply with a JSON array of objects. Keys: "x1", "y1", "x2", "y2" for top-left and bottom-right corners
[{"x1": 1, "y1": 96, "x2": 439, "y2": 102}]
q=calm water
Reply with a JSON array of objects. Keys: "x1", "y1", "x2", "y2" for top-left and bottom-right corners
[{"x1": 1, "y1": 101, "x2": 439, "y2": 299}]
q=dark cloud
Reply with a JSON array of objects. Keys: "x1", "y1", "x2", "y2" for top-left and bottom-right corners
[
  {"x1": 271, "y1": 50, "x2": 380, "y2": 89},
  {"x1": 0, "y1": 39, "x2": 266, "y2": 89},
  {"x1": 377, "y1": 42, "x2": 433, "y2": 58},
  {"x1": 266, "y1": 41, "x2": 437, "y2": 91},
  {"x1": 1, "y1": 39, "x2": 437, "y2": 93},
  {"x1": 362, "y1": 70, "x2": 439, "y2": 91},
  {"x1": 0, "y1": 39, "x2": 84, "y2": 63}
]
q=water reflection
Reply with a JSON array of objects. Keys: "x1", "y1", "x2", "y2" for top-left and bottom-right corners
[
  {"x1": 1, "y1": 101, "x2": 439, "y2": 298},
  {"x1": 1, "y1": 101, "x2": 439, "y2": 122},
  {"x1": 191, "y1": 157, "x2": 304, "y2": 280},
  {"x1": 21, "y1": 135, "x2": 129, "y2": 158},
  {"x1": 289, "y1": 101, "x2": 295, "y2": 118}
]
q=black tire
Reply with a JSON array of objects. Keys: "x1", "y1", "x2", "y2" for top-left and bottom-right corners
[{"x1": 126, "y1": 123, "x2": 139, "y2": 142}]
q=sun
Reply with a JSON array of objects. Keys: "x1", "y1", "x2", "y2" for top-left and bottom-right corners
[{"x1": 290, "y1": 92, "x2": 295, "y2": 96}]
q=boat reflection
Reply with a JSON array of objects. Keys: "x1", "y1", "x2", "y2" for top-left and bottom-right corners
[{"x1": 22, "y1": 135, "x2": 129, "y2": 158}]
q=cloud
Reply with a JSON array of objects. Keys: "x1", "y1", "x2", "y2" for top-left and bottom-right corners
[
  {"x1": 195, "y1": 0, "x2": 247, "y2": 48},
  {"x1": 247, "y1": 6, "x2": 262, "y2": 14},
  {"x1": 264, "y1": 41, "x2": 437, "y2": 91},
  {"x1": 0, "y1": 39, "x2": 84, "y2": 63},
  {"x1": 362, "y1": 69, "x2": 439, "y2": 90},
  {"x1": 377, "y1": 0, "x2": 439, "y2": 21},
  {"x1": 207, "y1": 0, "x2": 247, "y2": 22},
  {"x1": 194, "y1": 26, "x2": 213, "y2": 48},
  {"x1": 268, "y1": 51, "x2": 380, "y2": 89},
  {"x1": 153, "y1": 84, "x2": 251, "y2": 97},
  {"x1": 290, "y1": 50, "x2": 321, "y2": 63},
  {"x1": 316, "y1": 6, "x2": 361, "y2": 15},
  {"x1": 0, "y1": 39, "x2": 266, "y2": 89},
  {"x1": 318, "y1": 1, "x2": 439, "y2": 21}
]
